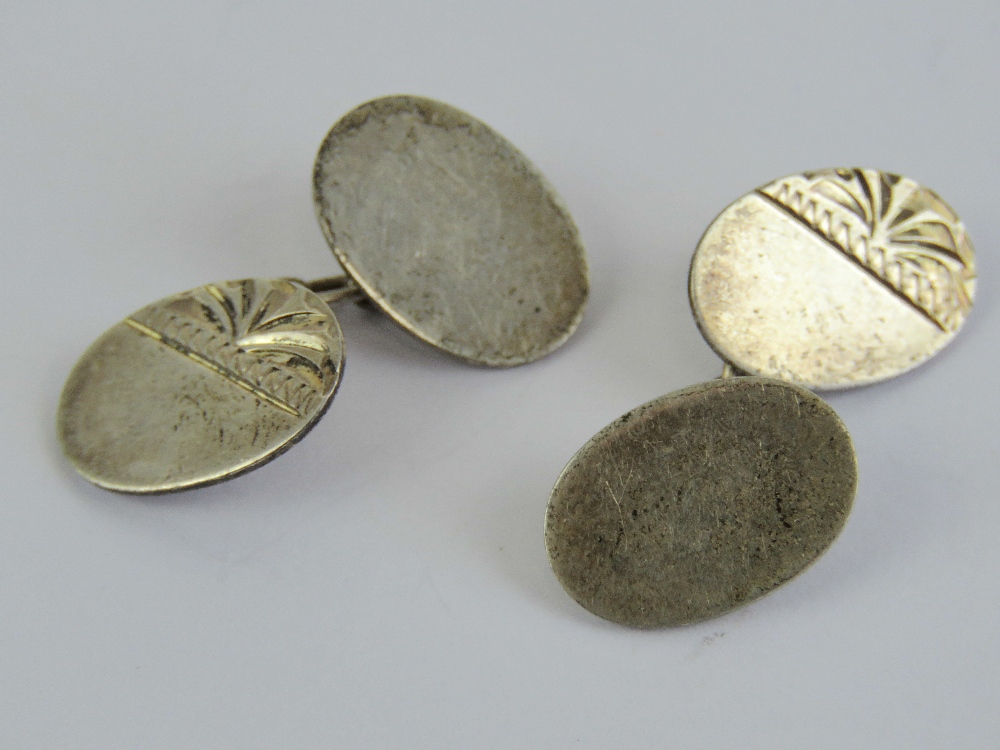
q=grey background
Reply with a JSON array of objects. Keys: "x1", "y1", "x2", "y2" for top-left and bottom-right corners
[{"x1": 2, "y1": 1, "x2": 998, "y2": 747}]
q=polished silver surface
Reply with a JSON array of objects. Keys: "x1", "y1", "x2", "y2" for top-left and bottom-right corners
[
  {"x1": 690, "y1": 168, "x2": 976, "y2": 390},
  {"x1": 58, "y1": 279, "x2": 345, "y2": 493},
  {"x1": 313, "y1": 95, "x2": 589, "y2": 367}
]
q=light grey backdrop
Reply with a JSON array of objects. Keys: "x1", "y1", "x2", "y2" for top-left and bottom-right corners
[{"x1": 2, "y1": 2, "x2": 998, "y2": 747}]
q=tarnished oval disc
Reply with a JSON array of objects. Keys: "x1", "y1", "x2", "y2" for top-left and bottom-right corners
[
  {"x1": 58, "y1": 279, "x2": 345, "y2": 493},
  {"x1": 313, "y1": 95, "x2": 588, "y2": 367},
  {"x1": 690, "y1": 169, "x2": 977, "y2": 390},
  {"x1": 545, "y1": 377, "x2": 857, "y2": 628}
]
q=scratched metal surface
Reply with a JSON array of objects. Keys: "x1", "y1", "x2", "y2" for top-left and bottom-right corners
[
  {"x1": 545, "y1": 377, "x2": 857, "y2": 627},
  {"x1": 689, "y1": 169, "x2": 976, "y2": 390},
  {"x1": 313, "y1": 95, "x2": 589, "y2": 367},
  {"x1": 7, "y1": 2, "x2": 999, "y2": 746},
  {"x1": 57, "y1": 279, "x2": 345, "y2": 493}
]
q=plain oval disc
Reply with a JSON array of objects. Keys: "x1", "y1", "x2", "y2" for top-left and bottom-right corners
[
  {"x1": 313, "y1": 95, "x2": 589, "y2": 367},
  {"x1": 689, "y1": 168, "x2": 977, "y2": 390},
  {"x1": 58, "y1": 279, "x2": 345, "y2": 493},
  {"x1": 545, "y1": 377, "x2": 857, "y2": 628}
]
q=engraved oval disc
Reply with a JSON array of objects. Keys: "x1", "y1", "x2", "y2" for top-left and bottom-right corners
[
  {"x1": 545, "y1": 377, "x2": 857, "y2": 628},
  {"x1": 690, "y1": 169, "x2": 977, "y2": 390},
  {"x1": 57, "y1": 279, "x2": 345, "y2": 493},
  {"x1": 313, "y1": 95, "x2": 589, "y2": 367}
]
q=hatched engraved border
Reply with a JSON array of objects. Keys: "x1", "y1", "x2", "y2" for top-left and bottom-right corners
[{"x1": 757, "y1": 169, "x2": 975, "y2": 332}]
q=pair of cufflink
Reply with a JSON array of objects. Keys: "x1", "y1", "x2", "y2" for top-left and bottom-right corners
[{"x1": 57, "y1": 95, "x2": 977, "y2": 628}]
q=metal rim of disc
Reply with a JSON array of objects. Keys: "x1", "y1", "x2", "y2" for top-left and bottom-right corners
[
  {"x1": 57, "y1": 279, "x2": 346, "y2": 494},
  {"x1": 688, "y1": 167, "x2": 977, "y2": 390},
  {"x1": 312, "y1": 94, "x2": 589, "y2": 368},
  {"x1": 545, "y1": 376, "x2": 858, "y2": 628}
]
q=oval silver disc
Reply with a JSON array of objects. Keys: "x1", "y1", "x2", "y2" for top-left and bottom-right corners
[
  {"x1": 689, "y1": 169, "x2": 976, "y2": 390},
  {"x1": 58, "y1": 279, "x2": 345, "y2": 493},
  {"x1": 545, "y1": 377, "x2": 857, "y2": 628},
  {"x1": 313, "y1": 95, "x2": 588, "y2": 367}
]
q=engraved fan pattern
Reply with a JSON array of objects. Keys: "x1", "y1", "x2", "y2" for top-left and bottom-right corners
[
  {"x1": 758, "y1": 168, "x2": 976, "y2": 331},
  {"x1": 126, "y1": 279, "x2": 341, "y2": 417}
]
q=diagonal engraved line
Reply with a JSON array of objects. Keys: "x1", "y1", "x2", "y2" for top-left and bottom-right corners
[
  {"x1": 755, "y1": 189, "x2": 947, "y2": 332},
  {"x1": 125, "y1": 318, "x2": 301, "y2": 416}
]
